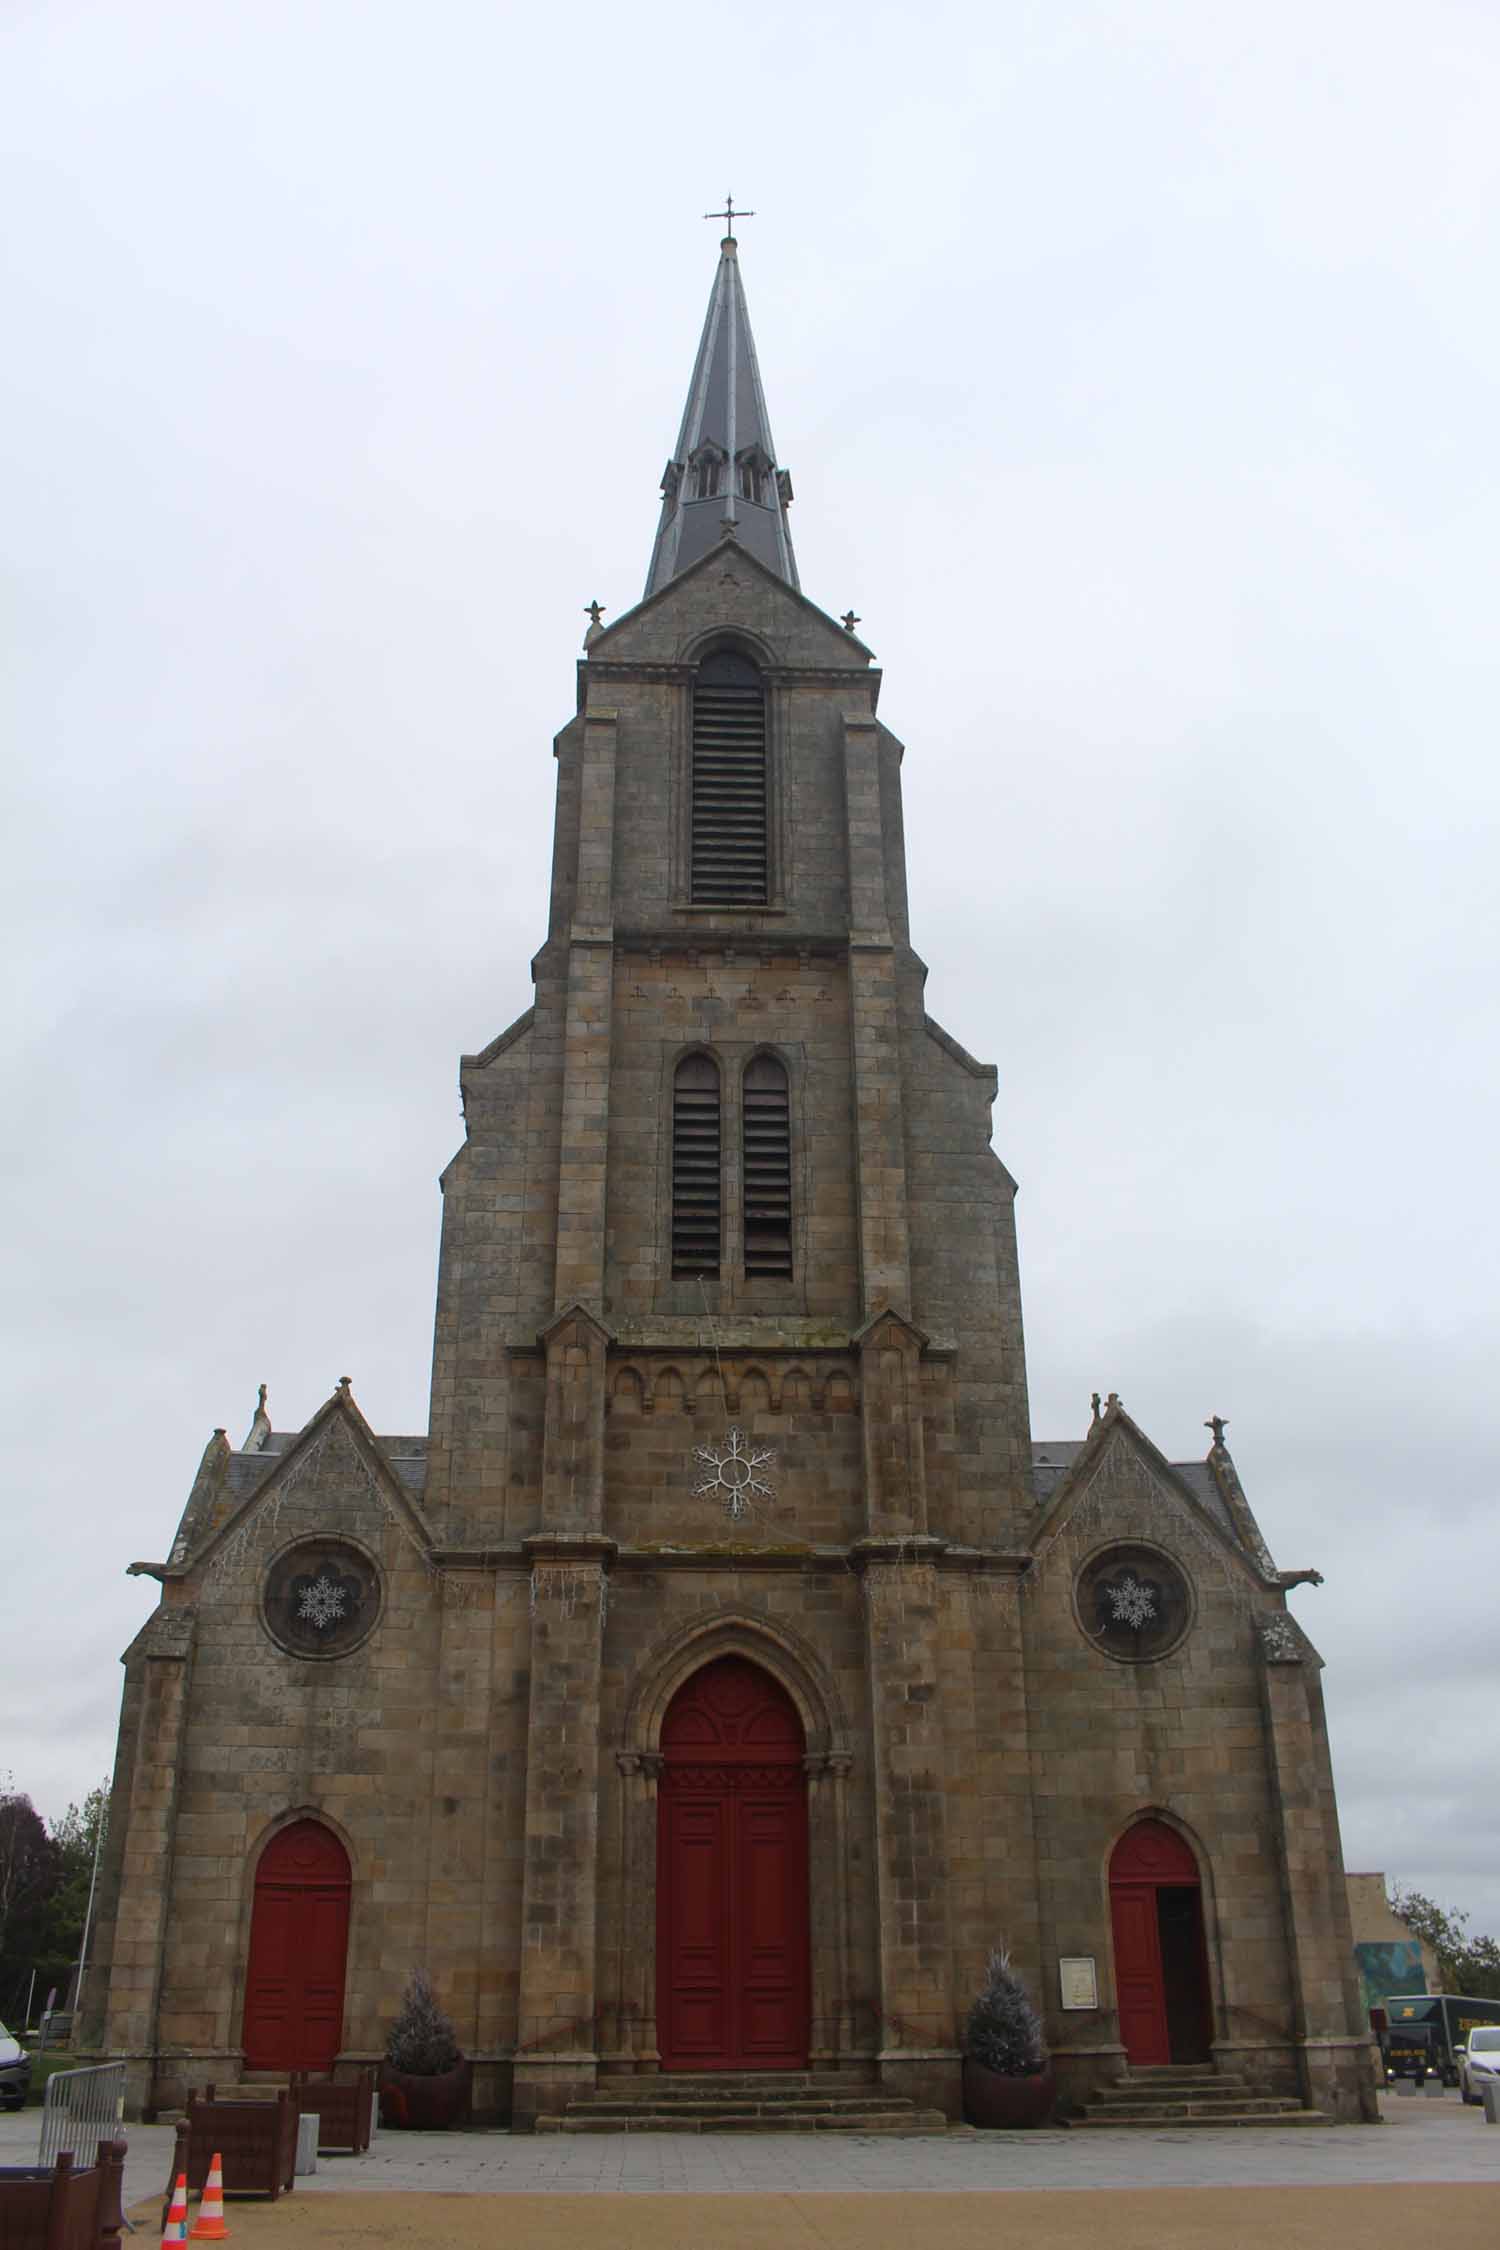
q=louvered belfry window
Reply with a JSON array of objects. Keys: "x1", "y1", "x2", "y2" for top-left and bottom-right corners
[
  {"x1": 691, "y1": 649, "x2": 768, "y2": 904},
  {"x1": 742, "y1": 1054, "x2": 792, "y2": 1279},
  {"x1": 671, "y1": 1053, "x2": 722, "y2": 1276}
]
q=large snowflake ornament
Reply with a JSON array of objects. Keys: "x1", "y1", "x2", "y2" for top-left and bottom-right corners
[
  {"x1": 1105, "y1": 1574, "x2": 1158, "y2": 1629},
  {"x1": 296, "y1": 1574, "x2": 348, "y2": 1631},
  {"x1": 692, "y1": 1427, "x2": 776, "y2": 1520}
]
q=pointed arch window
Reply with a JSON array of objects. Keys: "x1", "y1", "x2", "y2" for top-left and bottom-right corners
[
  {"x1": 672, "y1": 1053, "x2": 722, "y2": 1275},
  {"x1": 692, "y1": 649, "x2": 768, "y2": 905},
  {"x1": 742, "y1": 1054, "x2": 792, "y2": 1279},
  {"x1": 690, "y1": 445, "x2": 725, "y2": 501}
]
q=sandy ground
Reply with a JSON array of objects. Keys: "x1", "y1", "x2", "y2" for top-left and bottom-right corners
[{"x1": 131, "y1": 2184, "x2": 1500, "y2": 2250}]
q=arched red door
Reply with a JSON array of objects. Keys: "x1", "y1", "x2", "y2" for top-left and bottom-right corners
[
  {"x1": 1109, "y1": 1820, "x2": 1212, "y2": 2067},
  {"x1": 242, "y1": 1821, "x2": 351, "y2": 2070},
  {"x1": 657, "y1": 1657, "x2": 810, "y2": 2071}
]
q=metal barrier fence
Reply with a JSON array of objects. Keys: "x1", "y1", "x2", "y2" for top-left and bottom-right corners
[{"x1": 37, "y1": 2062, "x2": 127, "y2": 2170}]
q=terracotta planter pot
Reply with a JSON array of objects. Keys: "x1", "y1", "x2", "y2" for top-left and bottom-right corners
[
  {"x1": 377, "y1": 2058, "x2": 471, "y2": 2130},
  {"x1": 962, "y1": 2056, "x2": 1057, "y2": 2128}
]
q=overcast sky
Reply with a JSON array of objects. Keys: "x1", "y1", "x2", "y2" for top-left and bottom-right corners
[{"x1": 4, "y1": 2, "x2": 1498, "y2": 1946}]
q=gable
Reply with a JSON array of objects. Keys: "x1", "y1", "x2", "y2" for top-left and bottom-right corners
[
  {"x1": 186, "y1": 1394, "x2": 435, "y2": 1589},
  {"x1": 593, "y1": 538, "x2": 873, "y2": 672},
  {"x1": 1031, "y1": 1420, "x2": 1279, "y2": 1599}
]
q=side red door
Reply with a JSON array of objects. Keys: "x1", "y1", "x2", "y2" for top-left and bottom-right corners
[
  {"x1": 1110, "y1": 1881, "x2": 1170, "y2": 2065},
  {"x1": 1109, "y1": 1820, "x2": 1204, "y2": 2068},
  {"x1": 243, "y1": 1821, "x2": 351, "y2": 2070},
  {"x1": 657, "y1": 1657, "x2": 809, "y2": 2071}
]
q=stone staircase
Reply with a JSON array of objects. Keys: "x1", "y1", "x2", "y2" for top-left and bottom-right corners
[
  {"x1": 534, "y1": 2070, "x2": 950, "y2": 2134},
  {"x1": 1071, "y1": 2064, "x2": 1325, "y2": 2128}
]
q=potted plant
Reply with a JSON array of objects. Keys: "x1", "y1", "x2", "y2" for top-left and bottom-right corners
[
  {"x1": 962, "y1": 1948, "x2": 1056, "y2": 2128},
  {"x1": 378, "y1": 1969, "x2": 471, "y2": 2129}
]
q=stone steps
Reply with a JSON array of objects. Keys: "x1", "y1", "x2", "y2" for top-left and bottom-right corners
[
  {"x1": 539, "y1": 2108, "x2": 950, "y2": 2134},
  {"x1": 1071, "y1": 2108, "x2": 1327, "y2": 2128},
  {"x1": 538, "y1": 2070, "x2": 945, "y2": 2135},
  {"x1": 1072, "y1": 2068, "x2": 1323, "y2": 2130}
]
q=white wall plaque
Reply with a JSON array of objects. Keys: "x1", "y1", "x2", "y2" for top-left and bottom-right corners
[{"x1": 1058, "y1": 1956, "x2": 1098, "y2": 2010}]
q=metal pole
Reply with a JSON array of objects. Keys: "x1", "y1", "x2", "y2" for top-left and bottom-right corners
[
  {"x1": 72, "y1": 1813, "x2": 106, "y2": 2013},
  {"x1": 24, "y1": 1969, "x2": 36, "y2": 2029}
]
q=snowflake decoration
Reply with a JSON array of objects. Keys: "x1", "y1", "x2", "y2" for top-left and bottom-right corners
[
  {"x1": 1105, "y1": 1574, "x2": 1157, "y2": 1629},
  {"x1": 296, "y1": 1574, "x2": 348, "y2": 1631},
  {"x1": 1259, "y1": 1615, "x2": 1301, "y2": 1663},
  {"x1": 692, "y1": 1426, "x2": 776, "y2": 1520}
]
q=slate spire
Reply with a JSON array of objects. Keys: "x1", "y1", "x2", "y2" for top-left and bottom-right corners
[{"x1": 645, "y1": 234, "x2": 799, "y2": 598}]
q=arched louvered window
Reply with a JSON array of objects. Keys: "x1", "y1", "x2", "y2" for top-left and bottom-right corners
[
  {"x1": 672, "y1": 1054, "x2": 722, "y2": 1276},
  {"x1": 742, "y1": 1054, "x2": 792, "y2": 1279},
  {"x1": 691, "y1": 649, "x2": 767, "y2": 905}
]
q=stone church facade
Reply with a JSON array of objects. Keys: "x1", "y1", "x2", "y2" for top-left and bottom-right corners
[{"x1": 88, "y1": 236, "x2": 1377, "y2": 2128}]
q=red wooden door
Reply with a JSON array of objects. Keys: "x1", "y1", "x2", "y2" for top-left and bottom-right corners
[
  {"x1": 1109, "y1": 1820, "x2": 1206, "y2": 2067},
  {"x1": 657, "y1": 1657, "x2": 809, "y2": 2071},
  {"x1": 243, "y1": 1821, "x2": 351, "y2": 2071}
]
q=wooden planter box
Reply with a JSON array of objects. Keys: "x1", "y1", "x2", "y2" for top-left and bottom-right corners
[
  {"x1": 0, "y1": 2141, "x2": 128, "y2": 2250},
  {"x1": 961, "y1": 2057, "x2": 1058, "y2": 2129},
  {"x1": 288, "y1": 2071, "x2": 375, "y2": 2154},
  {"x1": 377, "y1": 2060, "x2": 471, "y2": 2130},
  {"x1": 166, "y1": 2089, "x2": 298, "y2": 2203}
]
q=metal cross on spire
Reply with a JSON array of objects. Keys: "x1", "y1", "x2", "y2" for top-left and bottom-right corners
[{"x1": 704, "y1": 193, "x2": 754, "y2": 235}]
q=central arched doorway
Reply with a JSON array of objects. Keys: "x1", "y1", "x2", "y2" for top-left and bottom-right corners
[
  {"x1": 242, "y1": 1820, "x2": 351, "y2": 2070},
  {"x1": 656, "y1": 1655, "x2": 810, "y2": 2071},
  {"x1": 1109, "y1": 1820, "x2": 1212, "y2": 2066}
]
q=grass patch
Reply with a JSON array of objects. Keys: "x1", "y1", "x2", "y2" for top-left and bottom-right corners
[{"x1": 23, "y1": 2049, "x2": 87, "y2": 2106}]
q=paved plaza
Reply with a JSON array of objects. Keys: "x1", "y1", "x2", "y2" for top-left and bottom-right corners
[{"x1": 4, "y1": 2089, "x2": 1499, "y2": 2211}]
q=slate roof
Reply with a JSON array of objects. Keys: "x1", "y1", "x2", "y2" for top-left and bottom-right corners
[
  {"x1": 228, "y1": 1432, "x2": 428, "y2": 1501},
  {"x1": 644, "y1": 235, "x2": 799, "y2": 598},
  {"x1": 1028, "y1": 1439, "x2": 1237, "y2": 1542}
]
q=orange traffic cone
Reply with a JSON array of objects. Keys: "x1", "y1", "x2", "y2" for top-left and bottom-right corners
[
  {"x1": 189, "y1": 2153, "x2": 229, "y2": 2243},
  {"x1": 161, "y1": 2173, "x2": 189, "y2": 2250}
]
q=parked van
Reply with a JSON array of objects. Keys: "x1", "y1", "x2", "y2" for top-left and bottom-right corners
[{"x1": 1382, "y1": 1995, "x2": 1500, "y2": 2088}]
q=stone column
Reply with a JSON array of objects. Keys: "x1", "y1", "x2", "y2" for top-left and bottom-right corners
[
  {"x1": 1258, "y1": 1613, "x2": 1380, "y2": 2123},
  {"x1": 539, "y1": 1304, "x2": 612, "y2": 1530},
  {"x1": 552, "y1": 707, "x2": 617, "y2": 1311},
  {"x1": 805, "y1": 1750, "x2": 855, "y2": 2061},
  {"x1": 101, "y1": 1604, "x2": 195, "y2": 2117},
  {"x1": 854, "y1": 1309, "x2": 929, "y2": 1538},
  {"x1": 842, "y1": 712, "x2": 912, "y2": 1313},
  {"x1": 512, "y1": 1535, "x2": 615, "y2": 2127},
  {"x1": 857, "y1": 1551, "x2": 959, "y2": 2117},
  {"x1": 612, "y1": 1750, "x2": 664, "y2": 2072}
]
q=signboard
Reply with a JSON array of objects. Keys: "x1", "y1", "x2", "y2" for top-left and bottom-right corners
[{"x1": 1059, "y1": 1956, "x2": 1098, "y2": 2010}]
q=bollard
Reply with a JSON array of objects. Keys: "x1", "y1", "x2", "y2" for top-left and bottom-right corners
[
  {"x1": 1481, "y1": 2078, "x2": 1500, "y2": 2125},
  {"x1": 294, "y1": 2114, "x2": 319, "y2": 2176},
  {"x1": 1424, "y1": 2077, "x2": 1445, "y2": 2098},
  {"x1": 1395, "y1": 2079, "x2": 1416, "y2": 2097}
]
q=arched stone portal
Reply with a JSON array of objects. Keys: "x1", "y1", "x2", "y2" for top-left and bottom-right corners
[
  {"x1": 656, "y1": 1656, "x2": 810, "y2": 2071},
  {"x1": 1109, "y1": 1819, "x2": 1212, "y2": 2067},
  {"x1": 242, "y1": 1819, "x2": 351, "y2": 2071}
]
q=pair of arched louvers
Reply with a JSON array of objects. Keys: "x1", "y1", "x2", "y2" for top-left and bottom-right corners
[{"x1": 672, "y1": 1052, "x2": 791, "y2": 1280}]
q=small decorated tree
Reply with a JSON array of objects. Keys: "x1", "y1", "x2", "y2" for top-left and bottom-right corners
[
  {"x1": 965, "y1": 1948, "x2": 1047, "y2": 2078},
  {"x1": 386, "y1": 1968, "x2": 461, "y2": 2075}
]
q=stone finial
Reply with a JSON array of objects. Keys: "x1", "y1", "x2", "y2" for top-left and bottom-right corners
[
  {"x1": 1205, "y1": 1414, "x2": 1229, "y2": 1449},
  {"x1": 583, "y1": 599, "x2": 606, "y2": 649},
  {"x1": 1106, "y1": 1391, "x2": 1120, "y2": 1412},
  {"x1": 242, "y1": 1384, "x2": 272, "y2": 1453},
  {"x1": 337, "y1": 1375, "x2": 352, "y2": 1395},
  {"x1": 1090, "y1": 1391, "x2": 1102, "y2": 1423},
  {"x1": 840, "y1": 609, "x2": 862, "y2": 634}
]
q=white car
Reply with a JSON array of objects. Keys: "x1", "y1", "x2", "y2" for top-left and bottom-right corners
[
  {"x1": 1459, "y1": 2025, "x2": 1500, "y2": 2105},
  {"x1": 0, "y1": 2019, "x2": 29, "y2": 2111}
]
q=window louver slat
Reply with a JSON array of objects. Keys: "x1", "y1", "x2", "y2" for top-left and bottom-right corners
[
  {"x1": 742, "y1": 1057, "x2": 792, "y2": 1279},
  {"x1": 692, "y1": 666, "x2": 767, "y2": 904},
  {"x1": 672, "y1": 1059, "x2": 721, "y2": 1275}
]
